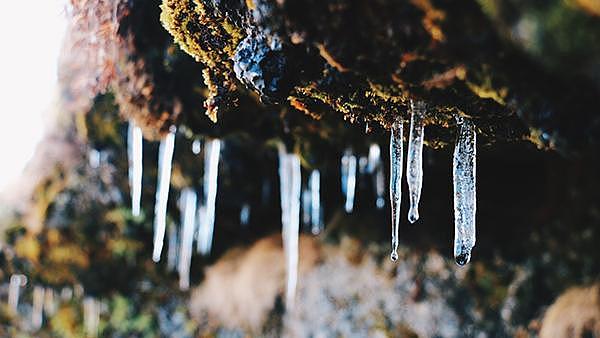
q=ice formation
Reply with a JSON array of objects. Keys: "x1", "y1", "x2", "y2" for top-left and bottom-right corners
[
  {"x1": 197, "y1": 139, "x2": 222, "y2": 256},
  {"x1": 368, "y1": 143, "x2": 386, "y2": 209},
  {"x1": 277, "y1": 145, "x2": 302, "y2": 309},
  {"x1": 152, "y1": 128, "x2": 176, "y2": 262},
  {"x1": 406, "y1": 100, "x2": 426, "y2": 223},
  {"x1": 309, "y1": 169, "x2": 322, "y2": 235},
  {"x1": 452, "y1": 117, "x2": 477, "y2": 266},
  {"x1": 178, "y1": 188, "x2": 197, "y2": 290},
  {"x1": 389, "y1": 119, "x2": 404, "y2": 261},
  {"x1": 341, "y1": 149, "x2": 357, "y2": 213},
  {"x1": 127, "y1": 121, "x2": 143, "y2": 217},
  {"x1": 8, "y1": 274, "x2": 26, "y2": 312},
  {"x1": 32, "y1": 285, "x2": 45, "y2": 329}
]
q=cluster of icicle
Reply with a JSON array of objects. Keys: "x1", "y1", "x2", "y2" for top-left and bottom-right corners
[
  {"x1": 385, "y1": 100, "x2": 477, "y2": 266},
  {"x1": 5, "y1": 274, "x2": 101, "y2": 336},
  {"x1": 125, "y1": 99, "x2": 476, "y2": 308},
  {"x1": 127, "y1": 122, "x2": 223, "y2": 291}
]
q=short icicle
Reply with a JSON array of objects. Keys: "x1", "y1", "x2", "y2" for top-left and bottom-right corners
[
  {"x1": 368, "y1": 143, "x2": 386, "y2": 209},
  {"x1": 389, "y1": 118, "x2": 404, "y2": 261},
  {"x1": 44, "y1": 288, "x2": 57, "y2": 317},
  {"x1": 453, "y1": 117, "x2": 477, "y2": 266},
  {"x1": 406, "y1": 100, "x2": 426, "y2": 223},
  {"x1": 342, "y1": 149, "x2": 357, "y2": 213},
  {"x1": 309, "y1": 169, "x2": 322, "y2": 235},
  {"x1": 167, "y1": 221, "x2": 179, "y2": 272},
  {"x1": 83, "y1": 297, "x2": 99, "y2": 337},
  {"x1": 152, "y1": 127, "x2": 176, "y2": 262},
  {"x1": 32, "y1": 285, "x2": 45, "y2": 330},
  {"x1": 178, "y1": 188, "x2": 197, "y2": 290},
  {"x1": 127, "y1": 121, "x2": 143, "y2": 217},
  {"x1": 197, "y1": 139, "x2": 221, "y2": 256},
  {"x1": 8, "y1": 274, "x2": 26, "y2": 312},
  {"x1": 240, "y1": 203, "x2": 251, "y2": 226}
]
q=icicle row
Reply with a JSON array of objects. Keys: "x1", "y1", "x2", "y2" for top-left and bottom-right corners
[
  {"x1": 389, "y1": 119, "x2": 403, "y2": 261},
  {"x1": 197, "y1": 139, "x2": 221, "y2": 256},
  {"x1": 406, "y1": 100, "x2": 426, "y2": 223},
  {"x1": 152, "y1": 128, "x2": 176, "y2": 262},
  {"x1": 128, "y1": 121, "x2": 144, "y2": 217},
  {"x1": 453, "y1": 117, "x2": 477, "y2": 266},
  {"x1": 178, "y1": 188, "x2": 197, "y2": 290}
]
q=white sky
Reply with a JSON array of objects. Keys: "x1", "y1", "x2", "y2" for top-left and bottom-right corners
[{"x1": 0, "y1": 1, "x2": 67, "y2": 193}]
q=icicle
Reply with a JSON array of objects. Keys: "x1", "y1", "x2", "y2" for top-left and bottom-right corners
[
  {"x1": 197, "y1": 139, "x2": 221, "y2": 256},
  {"x1": 178, "y1": 188, "x2": 197, "y2": 290},
  {"x1": 389, "y1": 118, "x2": 403, "y2": 261},
  {"x1": 368, "y1": 144, "x2": 386, "y2": 209},
  {"x1": 167, "y1": 222, "x2": 179, "y2": 272},
  {"x1": 83, "y1": 297, "x2": 99, "y2": 337},
  {"x1": 32, "y1": 286, "x2": 44, "y2": 330},
  {"x1": 309, "y1": 169, "x2": 322, "y2": 235},
  {"x1": 192, "y1": 139, "x2": 202, "y2": 155},
  {"x1": 284, "y1": 154, "x2": 301, "y2": 310},
  {"x1": 127, "y1": 121, "x2": 143, "y2": 217},
  {"x1": 152, "y1": 127, "x2": 176, "y2": 262},
  {"x1": 8, "y1": 274, "x2": 26, "y2": 312},
  {"x1": 43, "y1": 288, "x2": 56, "y2": 317},
  {"x1": 278, "y1": 144, "x2": 291, "y2": 240},
  {"x1": 277, "y1": 145, "x2": 302, "y2": 310},
  {"x1": 341, "y1": 149, "x2": 357, "y2": 213},
  {"x1": 240, "y1": 203, "x2": 251, "y2": 226},
  {"x1": 302, "y1": 188, "x2": 311, "y2": 226},
  {"x1": 453, "y1": 117, "x2": 477, "y2": 266},
  {"x1": 359, "y1": 156, "x2": 368, "y2": 175},
  {"x1": 89, "y1": 149, "x2": 101, "y2": 169},
  {"x1": 367, "y1": 144, "x2": 381, "y2": 174},
  {"x1": 195, "y1": 204, "x2": 206, "y2": 253},
  {"x1": 407, "y1": 100, "x2": 426, "y2": 223}
]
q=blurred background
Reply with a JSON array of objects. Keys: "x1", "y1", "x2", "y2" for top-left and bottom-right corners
[{"x1": 0, "y1": 0, "x2": 599, "y2": 337}]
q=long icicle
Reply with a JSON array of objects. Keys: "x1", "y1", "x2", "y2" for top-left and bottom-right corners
[
  {"x1": 152, "y1": 128, "x2": 176, "y2": 262},
  {"x1": 453, "y1": 117, "x2": 477, "y2": 266},
  {"x1": 309, "y1": 169, "x2": 321, "y2": 235},
  {"x1": 127, "y1": 121, "x2": 143, "y2": 217},
  {"x1": 407, "y1": 100, "x2": 426, "y2": 223},
  {"x1": 389, "y1": 118, "x2": 403, "y2": 261},
  {"x1": 178, "y1": 188, "x2": 197, "y2": 290},
  {"x1": 278, "y1": 144, "x2": 291, "y2": 241},
  {"x1": 198, "y1": 139, "x2": 221, "y2": 256},
  {"x1": 285, "y1": 154, "x2": 301, "y2": 310}
]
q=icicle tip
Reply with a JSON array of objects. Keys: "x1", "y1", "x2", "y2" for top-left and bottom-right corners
[{"x1": 454, "y1": 245, "x2": 472, "y2": 266}]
